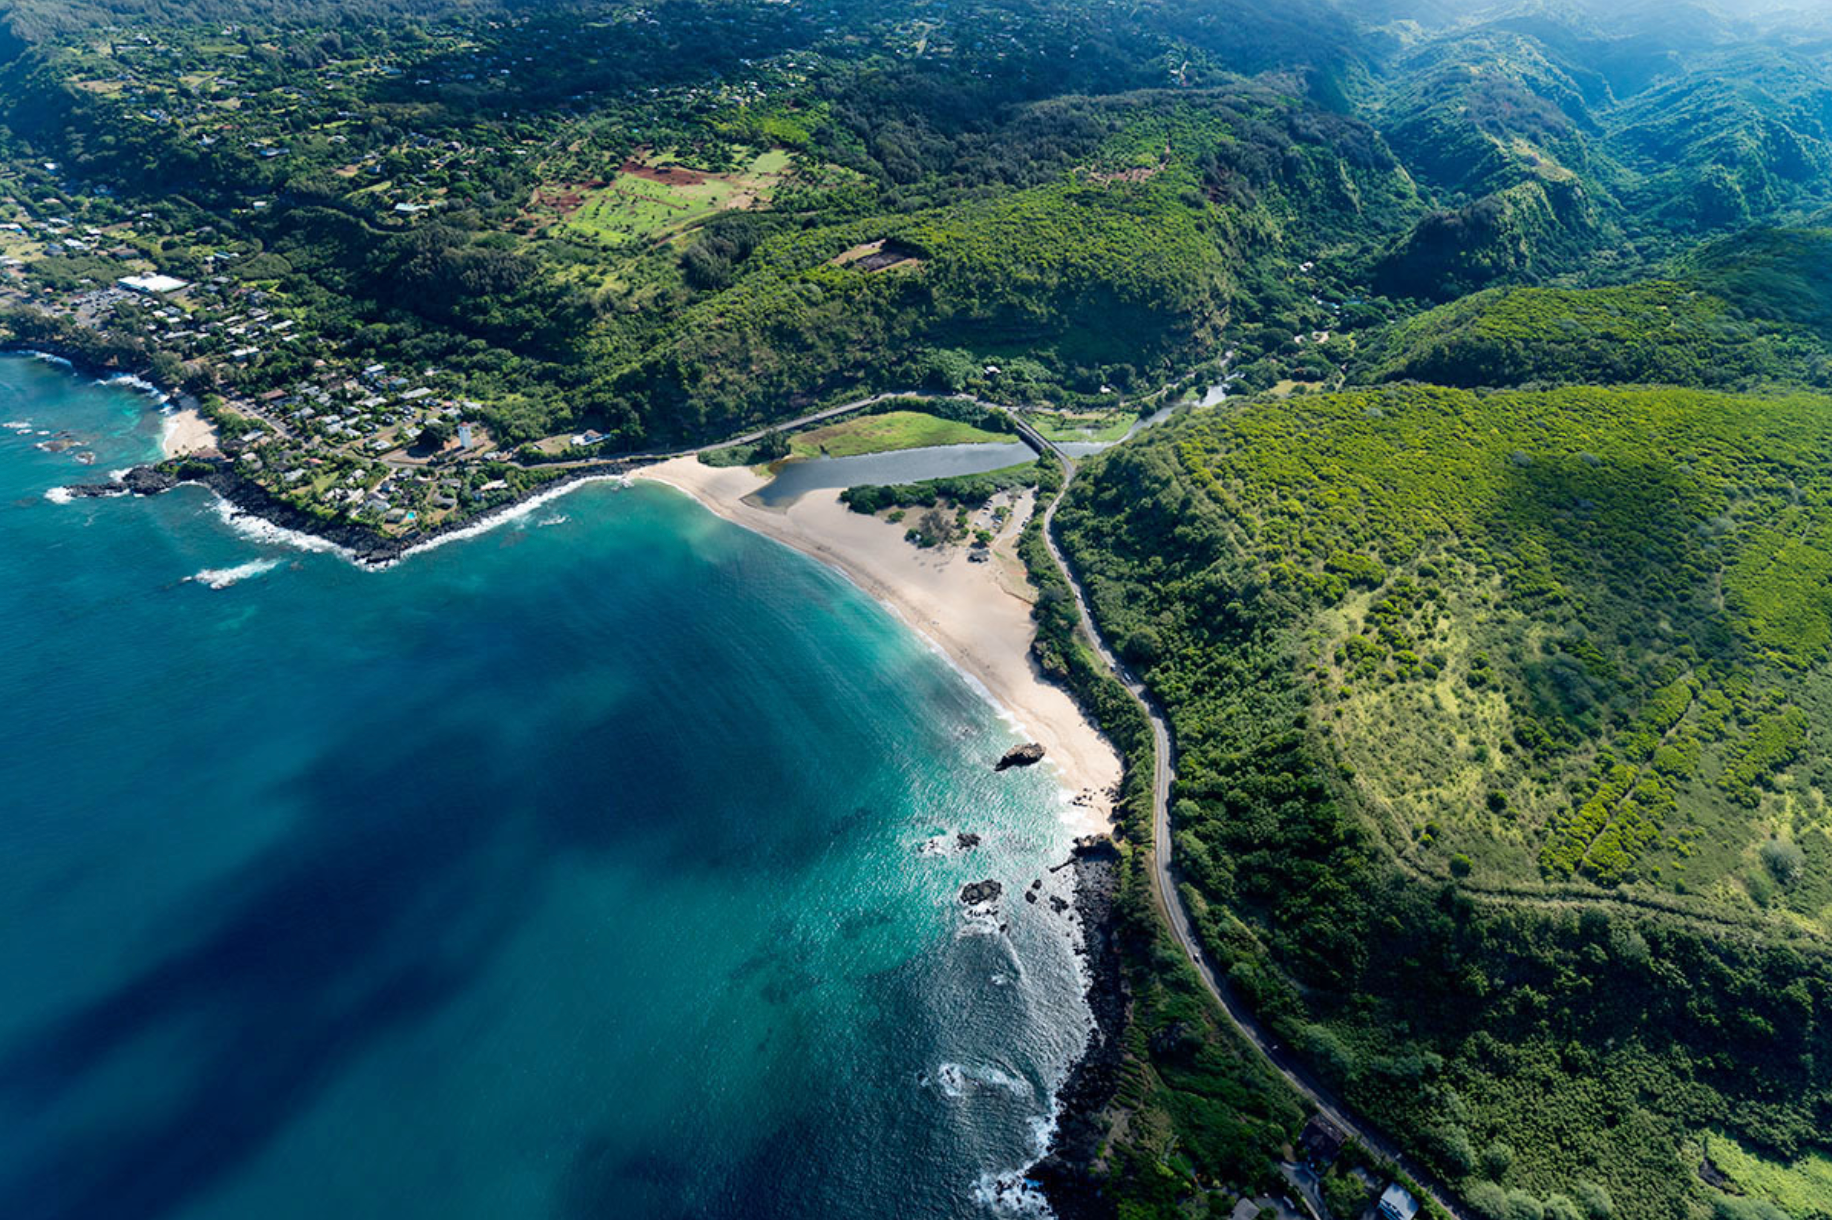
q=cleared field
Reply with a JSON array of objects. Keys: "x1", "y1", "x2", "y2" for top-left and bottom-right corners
[
  {"x1": 787, "y1": 410, "x2": 1007, "y2": 459},
  {"x1": 551, "y1": 147, "x2": 792, "y2": 245},
  {"x1": 1021, "y1": 408, "x2": 1133, "y2": 442}
]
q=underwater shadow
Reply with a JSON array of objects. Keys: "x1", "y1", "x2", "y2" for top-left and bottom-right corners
[{"x1": 0, "y1": 721, "x2": 565, "y2": 1220}]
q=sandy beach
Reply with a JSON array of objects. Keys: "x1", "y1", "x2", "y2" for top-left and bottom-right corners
[
  {"x1": 637, "y1": 456, "x2": 1120, "y2": 834},
  {"x1": 162, "y1": 406, "x2": 220, "y2": 458}
]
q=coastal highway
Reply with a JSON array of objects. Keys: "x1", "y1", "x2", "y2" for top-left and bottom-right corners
[{"x1": 1014, "y1": 416, "x2": 1474, "y2": 1220}]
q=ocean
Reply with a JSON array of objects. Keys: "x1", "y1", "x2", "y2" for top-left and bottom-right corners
[{"x1": 0, "y1": 356, "x2": 1091, "y2": 1220}]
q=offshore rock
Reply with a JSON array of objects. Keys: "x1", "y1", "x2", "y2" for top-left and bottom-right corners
[
  {"x1": 1071, "y1": 834, "x2": 1119, "y2": 860},
  {"x1": 994, "y1": 742, "x2": 1045, "y2": 771},
  {"x1": 959, "y1": 879, "x2": 1003, "y2": 905},
  {"x1": 67, "y1": 465, "x2": 174, "y2": 497}
]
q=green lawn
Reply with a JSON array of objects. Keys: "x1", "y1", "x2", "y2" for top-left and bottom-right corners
[
  {"x1": 1021, "y1": 408, "x2": 1134, "y2": 442},
  {"x1": 788, "y1": 410, "x2": 1008, "y2": 459}
]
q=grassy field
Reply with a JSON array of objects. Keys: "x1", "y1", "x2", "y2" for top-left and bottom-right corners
[
  {"x1": 786, "y1": 410, "x2": 1008, "y2": 459},
  {"x1": 558, "y1": 147, "x2": 792, "y2": 245},
  {"x1": 1021, "y1": 408, "x2": 1134, "y2": 442},
  {"x1": 1707, "y1": 1134, "x2": 1832, "y2": 1218}
]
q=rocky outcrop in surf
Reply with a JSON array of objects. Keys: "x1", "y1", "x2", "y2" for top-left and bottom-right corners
[
  {"x1": 67, "y1": 465, "x2": 174, "y2": 497},
  {"x1": 1032, "y1": 849, "x2": 1126, "y2": 1220},
  {"x1": 959, "y1": 879, "x2": 1003, "y2": 905},
  {"x1": 994, "y1": 742, "x2": 1045, "y2": 771}
]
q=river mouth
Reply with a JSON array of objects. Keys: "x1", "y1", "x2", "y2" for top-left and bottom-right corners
[{"x1": 753, "y1": 442, "x2": 1034, "y2": 507}]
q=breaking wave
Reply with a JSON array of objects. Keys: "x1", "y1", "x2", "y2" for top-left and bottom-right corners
[{"x1": 188, "y1": 557, "x2": 284, "y2": 589}]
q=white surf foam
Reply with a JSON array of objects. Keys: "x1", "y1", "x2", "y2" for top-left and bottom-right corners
[
  {"x1": 930, "y1": 1061, "x2": 1035, "y2": 1102},
  {"x1": 102, "y1": 372, "x2": 170, "y2": 404},
  {"x1": 43, "y1": 486, "x2": 72, "y2": 504},
  {"x1": 971, "y1": 1170, "x2": 1055, "y2": 1217},
  {"x1": 395, "y1": 473, "x2": 627, "y2": 560},
  {"x1": 188, "y1": 557, "x2": 283, "y2": 589},
  {"x1": 208, "y1": 498, "x2": 354, "y2": 560}
]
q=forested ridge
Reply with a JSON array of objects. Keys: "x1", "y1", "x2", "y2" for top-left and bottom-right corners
[{"x1": 1060, "y1": 385, "x2": 1832, "y2": 1219}]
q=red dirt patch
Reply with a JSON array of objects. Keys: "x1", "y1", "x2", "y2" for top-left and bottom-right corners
[
  {"x1": 529, "y1": 181, "x2": 607, "y2": 217},
  {"x1": 619, "y1": 159, "x2": 707, "y2": 186}
]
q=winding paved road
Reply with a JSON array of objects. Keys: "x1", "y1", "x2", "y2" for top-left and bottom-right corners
[{"x1": 1011, "y1": 415, "x2": 1473, "y2": 1220}]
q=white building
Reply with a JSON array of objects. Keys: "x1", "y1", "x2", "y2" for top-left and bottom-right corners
[{"x1": 117, "y1": 274, "x2": 190, "y2": 295}]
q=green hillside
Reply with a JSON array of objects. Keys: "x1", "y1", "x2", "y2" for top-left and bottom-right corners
[
  {"x1": 1684, "y1": 227, "x2": 1832, "y2": 341},
  {"x1": 1357, "y1": 281, "x2": 1832, "y2": 389},
  {"x1": 1059, "y1": 384, "x2": 1832, "y2": 1218}
]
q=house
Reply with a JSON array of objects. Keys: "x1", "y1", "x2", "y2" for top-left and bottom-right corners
[
  {"x1": 1298, "y1": 1114, "x2": 1346, "y2": 1167},
  {"x1": 1378, "y1": 1183, "x2": 1419, "y2": 1220}
]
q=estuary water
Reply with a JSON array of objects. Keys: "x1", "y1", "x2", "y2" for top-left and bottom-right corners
[
  {"x1": 0, "y1": 357, "x2": 1090, "y2": 1220},
  {"x1": 752, "y1": 441, "x2": 1034, "y2": 506}
]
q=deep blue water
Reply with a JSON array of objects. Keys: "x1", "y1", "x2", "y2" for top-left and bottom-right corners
[{"x1": 0, "y1": 357, "x2": 1090, "y2": 1220}]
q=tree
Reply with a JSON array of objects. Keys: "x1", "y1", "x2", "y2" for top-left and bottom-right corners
[
  {"x1": 1544, "y1": 1195, "x2": 1584, "y2": 1220},
  {"x1": 1760, "y1": 839, "x2": 1805, "y2": 887},
  {"x1": 1322, "y1": 1172, "x2": 1370, "y2": 1220},
  {"x1": 1122, "y1": 625, "x2": 1165, "y2": 668},
  {"x1": 1481, "y1": 1141, "x2": 1515, "y2": 1181},
  {"x1": 754, "y1": 429, "x2": 790, "y2": 460},
  {"x1": 1467, "y1": 1180, "x2": 1508, "y2": 1220},
  {"x1": 917, "y1": 507, "x2": 957, "y2": 546},
  {"x1": 922, "y1": 347, "x2": 979, "y2": 393},
  {"x1": 1504, "y1": 1190, "x2": 1545, "y2": 1220},
  {"x1": 1573, "y1": 1181, "x2": 1612, "y2": 1219},
  {"x1": 418, "y1": 418, "x2": 453, "y2": 449}
]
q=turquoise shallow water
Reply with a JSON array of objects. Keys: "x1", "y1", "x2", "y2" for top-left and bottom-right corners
[{"x1": 0, "y1": 357, "x2": 1089, "y2": 1220}]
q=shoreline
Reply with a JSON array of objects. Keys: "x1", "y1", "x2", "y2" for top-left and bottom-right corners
[
  {"x1": 42, "y1": 356, "x2": 1131, "y2": 1207},
  {"x1": 64, "y1": 458, "x2": 645, "y2": 567},
  {"x1": 162, "y1": 405, "x2": 219, "y2": 458},
  {"x1": 635, "y1": 456, "x2": 1121, "y2": 835},
  {"x1": 1036, "y1": 846, "x2": 1127, "y2": 1220}
]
